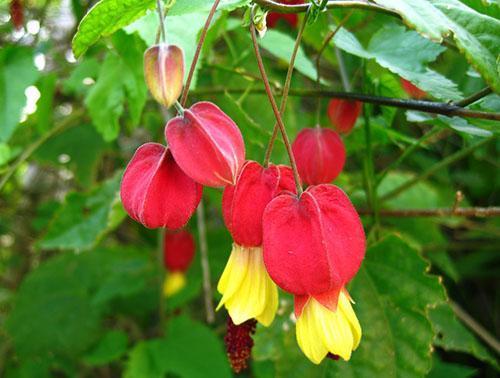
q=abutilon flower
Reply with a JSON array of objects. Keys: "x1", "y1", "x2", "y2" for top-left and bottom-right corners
[
  {"x1": 217, "y1": 161, "x2": 296, "y2": 326},
  {"x1": 162, "y1": 229, "x2": 196, "y2": 297},
  {"x1": 263, "y1": 184, "x2": 366, "y2": 363},
  {"x1": 166, "y1": 102, "x2": 245, "y2": 187},
  {"x1": 400, "y1": 78, "x2": 427, "y2": 99},
  {"x1": 267, "y1": 0, "x2": 305, "y2": 28},
  {"x1": 292, "y1": 127, "x2": 346, "y2": 186},
  {"x1": 144, "y1": 44, "x2": 184, "y2": 108},
  {"x1": 327, "y1": 99, "x2": 362, "y2": 134},
  {"x1": 120, "y1": 143, "x2": 202, "y2": 229}
]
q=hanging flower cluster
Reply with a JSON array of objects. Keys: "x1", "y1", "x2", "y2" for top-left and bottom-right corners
[{"x1": 120, "y1": 31, "x2": 366, "y2": 369}]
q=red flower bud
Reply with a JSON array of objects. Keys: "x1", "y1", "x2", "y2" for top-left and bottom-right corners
[
  {"x1": 10, "y1": 0, "x2": 24, "y2": 30},
  {"x1": 400, "y1": 78, "x2": 427, "y2": 99},
  {"x1": 222, "y1": 161, "x2": 296, "y2": 247},
  {"x1": 327, "y1": 99, "x2": 362, "y2": 134},
  {"x1": 267, "y1": 0, "x2": 304, "y2": 28},
  {"x1": 163, "y1": 229, "x2": 195, "y2": 272},
  {"x1": 263, "y1": 184, "x2": 365, "y2": 309},
  {"x1": 144, "y1": 44, "x2": 184, "y2": 108},
  {"x1": 166, "y1": 101, "x2": 245, "y2": 187},
  {"x1": 292, "y1": 128, "x2": 346, "y2": 186},
  {"x1": 120, "y1": 143, "x2": 202, "y2": 229}
]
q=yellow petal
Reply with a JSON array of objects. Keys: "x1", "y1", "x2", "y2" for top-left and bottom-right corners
[
  {"x1": 296, "y1": 291, "x2": 362, "y2": 364},
  {"x1": 216, "y1": 244, "x2": 278, "y2": 326},
  {"x1": 163, "y1": 271, "x2": 186, "y2": 297}
]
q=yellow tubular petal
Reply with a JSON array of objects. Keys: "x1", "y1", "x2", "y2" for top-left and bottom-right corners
[
  {"x1": 295, "y1": 293, "x2": 362, "y2": 364},
  {"x1": 216, "y1": 244, "x2": 278, "y2": 326},
  {"x1": 163, "y1": 272, "x2": 186, "y2": 297}
]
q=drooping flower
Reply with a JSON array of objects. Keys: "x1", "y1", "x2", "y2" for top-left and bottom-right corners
[
  {"x1": 292, "y1": 127, "x2": 346, "y2": 186},
  {"x1": 144, "y1": 44, "x2": 184, "y2": 108},
  {"x1": 162, "y1": 229, "x2": 196, "y2": 297},
  {"x1": 327, "y1": 99, "x2": 362, "y2": 134},
  {"x1": 267, "y1": 0, "x2": 305, "y2": 28},
  {"x1": 166, "y1": 101, "x2": 245, "y2": 187},
  {"x1": 120, "y1": 143, "x2": 202, "y2": 229},
  {"x1": 217, "y1": 161, "x2": 296, "y2": 326},
  {"x1": 263, "y1": 184, "x2": 366, "y2": 363},
  {"x1": 400, "y1": 78, "x2": 427, "y2": 99}
]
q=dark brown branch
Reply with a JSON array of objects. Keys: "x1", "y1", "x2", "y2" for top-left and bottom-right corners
[
  {"x1": 454, "y1": 87, "x2": 493, "y2": 107},
  {"x1": 189, "y1": 87, "x2": 500, "y2": 120},
  {"x1": 358, "y1": 207, "x2": 500, "y2": 218}
]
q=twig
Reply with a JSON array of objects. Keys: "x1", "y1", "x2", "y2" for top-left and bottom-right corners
[
  {"x1": 196, "y1": 200, "x2": 215, "y2": 324},
  {"x1": 455, "y1": 87, "x2": 493, "y2": 107},
  {"x1": 0, "y1": 109, "x2": 84, "y2": 191},
  {"x1": 450, "y1": 301, "x2": 500, "y2": 355},
  {"x1": 180, "y1": 0, "x2": 221, "y2": 106},
  {"x1": 263, "y1": 6, "x2": 311, "y2": 166},
  {"x1": 380, "y1": 137, "x2": 494, "y2": 202},
  {"x1": 188, "y1": 87, "x2": 500, "y2": 120},
  {"x1": 357, "y1": 207, "x2": 500, "y2": 218},
  {"x1": 253, "y1": 0, "x2": 398, "y2": 17},
  {"x1": 250, "y1": 9, "x2": 303, "y2": 195},
  {"x1": 156, "y1": 0, "x2": 167, "y2": 43}
]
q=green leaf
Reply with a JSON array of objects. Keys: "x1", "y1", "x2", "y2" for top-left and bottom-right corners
[
  {"x1": 83, "y1": 330, "x2": 128, "y2": 366},
  {"x1": 84, "y1": 32, "x2": 146, "y2": 141},
  {"x1": 428, "y1": 302, "x2": 498, "y2": 368},
  {"x1": 259, "y1": 29, "x2": 319, "y2": 82},
  {"x1": 31, "y1": 73, "x2": 57, "y2": 134},
  {"x1": 72, "y1": 0, "x2": 156, "y2": 58},
  {"x1": 428, "y1": 357, "x2": 477, "y2": 378},
  {"x1": 334, "y1": 24, "x2": 462, "y2": 100},
  {"x1": 37, "y1": 174, "x2": 125, "y2": 251},
  {"x1": 168, "y1": 0, "x2": 249, "y2": 15},
  {"x1": 0, "y1": 143, "x2": 11, "y2": 166},
  {"x1": 125, "y1": 316, "x2": 231, "y2": 378},
  {"x1": 0, "y1": 46, "x2": 40, "y2": 142},
  {"x1": 373, "y1": 0, "x2": 500, "y2": 93}
]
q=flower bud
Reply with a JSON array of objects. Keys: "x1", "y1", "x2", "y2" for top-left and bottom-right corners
[
  {"x1": 267, "y1": 0, "x2": 304, "y2": 28},
  {"x1": 222, "y1": 161, "x2": 296, "y2": 247},
  {"x1": 166, "y1": 101, "x2": 245, "y2": 187},
  {"x1": 144, "y1": 44, "x2": 184, "y2": 108},
  {"x1": 292, "y1": 128, "x2": 345, "y2": 186},
  {"x1": 163, "y1": 229, "x2": 195, "y2": 272},
  {"x1": 327, "y1": 99, "x2": 362, "y2": 134},
  {"x1": 400, "y1": 78, "x2": 427, "y2": 99},
  {"x1": 262, "y1": 184, "x2": 365, "y2": 307},
  {"x1": 120, "y1": 143, "x2": 202, "y2": 229}
]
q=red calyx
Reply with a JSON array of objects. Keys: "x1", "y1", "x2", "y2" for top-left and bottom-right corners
[
  {"x1": 163, "y1": 229, "x2": 195, "y2": 272},
  {"x1": 224, "y1": 317, "x2": 257, "y2": 373},
  {"x1": 400, "y1": 78, "x2": 427, "y2": 99},
  {"x1": 327, "y1": 99, "x2": 362, "y2": 134},
  {"x1": 262, "y1": 184, "x2": 365, "y2": 308},
  {"x1": 222, "y1": 161, "x2": 296, "y2": 247},
  {"x1": 292, "y1": 127, "x2": 346, "y2": 186},
  {"x1": 267, "y1": 0, "x2": 304, "y2": 28},
  {"x1": 166, "y1": 101, "x2": 245, "y2": 187},
  {"x1": 120, "y1": 143, "x2": 202, "y2": 229}
]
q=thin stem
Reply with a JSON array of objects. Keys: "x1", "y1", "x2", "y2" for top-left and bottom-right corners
[
  {"x1": 380, "y1": 137, "x2": 494, "y2": 202},
  {"x1": 335, "y1": 47, "x2": 351, "y2": 92},
  {"x1": 253, "y1": 0, "x2": 399, "y2": 18},
  {"x1": 263, "y1": 6, "x2": 311, "y2": 167},
  {"x1": 376, "y1": 126, "x2": 441, "y2": 185},
  {"x1": 180, "y1": 0, "x2": 221, "y2": 106},
  {"x1": 454, "y1": 87, "x2": 492, "y2": 107},
  {"x1": 250, "y1": 12, "x2": 303, "y2": 195},
  {"x1": 358, "y1": 207, "x2": 500, "y2": 218},
  {"x1": 174, "y1": 100, "x2": 185, "y2": 116},
  {"x1": 156, "y1": 0, "x2": 167, "y2": 43},
  {"x1": 196, "y1": 200, "x2": 215, "y2": 324},
  {"x1": 450, "y1": 301, "x2": 500, "y2": 355},
  {"x1": 0, "y1": 109, "x2": 84, "y2": 191},
  {"x1": 188, "y1": 87, "x2": 500, "y2": 120}
]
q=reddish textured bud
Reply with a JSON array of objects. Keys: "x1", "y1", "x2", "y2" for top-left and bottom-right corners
[
  {"x1": 10, "y1": 0, "x2": 23, "y2": 29},
  {"x1": 222, "y1": 161, "x2": 296, "y2": 247},
  {"x1": 400, "y1": 78, "x2": 427, "y2": 99},
  {"x1": 144, "y1": 44, "x2": 184, "y2": 108},
  {"x1": 263, "y1": 184, "x2": 365, "y2": 310},
  {"x1": 163, "y1": 229, "x2": 195, "y2": 272},
  {"x1": 120, "y1": 143, "x2": 202, "y2": 229},
  {"x1": 292, "y1": 127, "x2": 346, "y2": 186},
  {"x1": 166, "y1": 101, "x2": 245, "y2": 187},
  {"x1": 267, "y1": 0, "x2": 304, "y2": 28},
  {"x1": 224, "y1": 317, "x2": 257, "y2": 373},
  {"x1": 327, "y1": 99, "x2": 362, "y2": 134}
]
